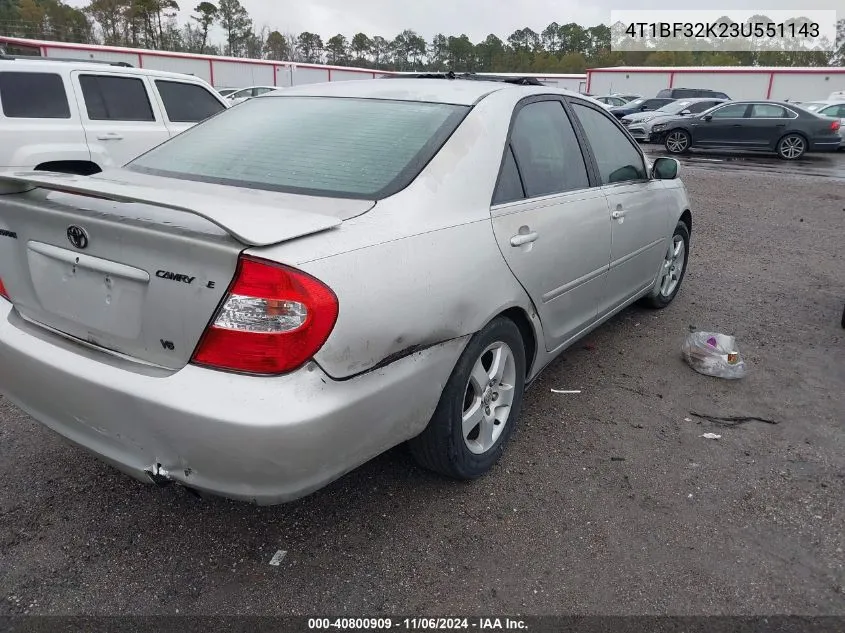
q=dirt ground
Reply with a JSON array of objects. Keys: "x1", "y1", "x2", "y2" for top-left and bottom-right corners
[{"x1": 1, "y1": 153, "x2": 844, "y2": 616}]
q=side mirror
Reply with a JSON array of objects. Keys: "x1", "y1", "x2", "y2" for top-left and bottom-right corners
[
  {"x1": 680, "y1": 109, "x2": 691, "y2": 115},
  {"x1": 703, "y1": 114, "x2": 713, "y2": 122},
  {"x1": 652, "y1": 157, "x2": 679, "y2": 180},
  {"x1": 639, "y1": 105, "x2": 648, "y2": 111}
]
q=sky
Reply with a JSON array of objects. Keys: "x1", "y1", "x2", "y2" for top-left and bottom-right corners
[{"x1": 65, "y1": 1, "x2": 842, "y2": 44}]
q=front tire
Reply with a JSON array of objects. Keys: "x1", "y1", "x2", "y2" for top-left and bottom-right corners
[
  {"x1": 409, "y1": 317, "x2": 526, "y2": 479},
  {"x1": 777, "y1": 134, "x2": 806, "y2": 160},
  {"x1": 665, "y1": 130, "x2": 691, "y2": 154},
  {"x1": 642, "y1": 221, "x2": 690, "y2": 309}
]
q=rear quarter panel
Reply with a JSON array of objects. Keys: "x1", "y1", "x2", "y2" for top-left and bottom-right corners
[{"x1": 247, "y1": 90, "x2": 543, "y2": 379}]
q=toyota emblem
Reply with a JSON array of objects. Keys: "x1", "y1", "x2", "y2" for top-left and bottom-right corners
[{"x1": 67, "y1": 225, "x2": 89, "y2": 250}]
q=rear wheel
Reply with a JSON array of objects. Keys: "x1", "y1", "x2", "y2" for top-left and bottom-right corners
[
  {"x1": 665, "y1": 130, "x2": 691, "y2": 154},
  {"x1": 409, "y1": 317, "x2": 526, "y2": 479},
  {"x1": 777, "y1": 134, "x2": 806, "y2": 160}
]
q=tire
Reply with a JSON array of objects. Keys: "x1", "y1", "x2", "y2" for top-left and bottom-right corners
[
  {"x1": 408, "y1": 317, "x2": 526, "y2": 479},
  {"x1": 641, "y1": 221, "x2": 690, "y2": 309},
  {"x1": 664, "y1": 129, "x2": 691, "y2": 154},
  {"x1": 777, "y1": 133, "x2": 806, "y2": 160}
]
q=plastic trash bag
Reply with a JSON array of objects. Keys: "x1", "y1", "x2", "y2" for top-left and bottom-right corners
[{"x1": 682, "y1": 332, "x2": 747, "y2": 379}]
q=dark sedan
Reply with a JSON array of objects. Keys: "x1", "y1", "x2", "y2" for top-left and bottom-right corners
[
  {"x1": 654, "y1": 101, "x2": 842, "y2": 160},
  {"x1": 608, "y1": 97, "x2": 676, "y2": 119}
]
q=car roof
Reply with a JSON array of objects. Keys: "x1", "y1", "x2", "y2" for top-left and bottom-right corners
[
  {"x1": 671, "y1": 97, "x2": 727, "y2": 102},
  {"x1": 265, "y1": 78, "x2": 584, "y2": 106},
  {"x1": 0, "y1": 57, "x2": 209, "y2": 83}
]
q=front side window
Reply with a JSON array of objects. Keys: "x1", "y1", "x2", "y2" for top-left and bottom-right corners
[
  {"x1": 508, "y1": 100, "x2": 589, "y2": 198},
  {"x1": 79, "y1": 75, "x2": 155, "y2": 121},
  {"x1": 155, "y1": 80, "x2": 225, "y2": 122},
  {"x1": 0, "y1": 71, "x2": 70, "y2": 118},
  {"x1": 688, "y1": 101, "x2": 722, "y2": 114},
  {"x1": 129, "y1": 96, "x2": 468, "y2": 199},
  {"x1": 750, "y1": 104, "x2": 789, "y2": 118},
  {"x1": 571, "y1": 102, "x2": 647, "y2": 185},
  {"x1": 709, "y1": 104, "x2": 749, "y2": 119}
]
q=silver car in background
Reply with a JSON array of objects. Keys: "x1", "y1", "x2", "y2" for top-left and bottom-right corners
[
  {"x1": 799, "y1": 100, "x2": 845, "y2": 148},
  {"x1": 0, "y1": 78, "x2": 692, "y2": 504},
  {"x1": 622, "y1": 98, "x2": 728, "y2": 141}
]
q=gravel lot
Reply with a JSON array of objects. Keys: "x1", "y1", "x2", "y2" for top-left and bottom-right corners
[{"x1": 1, "y1": 153, "x2": 844, "y2": 616}]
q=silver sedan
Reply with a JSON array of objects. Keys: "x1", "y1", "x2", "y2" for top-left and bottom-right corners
[{"x1": 0, "y1": 78, "x2": 692, "y2": 504}]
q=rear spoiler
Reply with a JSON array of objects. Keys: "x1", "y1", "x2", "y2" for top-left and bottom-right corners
[{"x1": 0, "y1": 171, "x2": 343, "y2": 247}]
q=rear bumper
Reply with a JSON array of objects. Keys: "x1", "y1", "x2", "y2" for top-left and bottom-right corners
[
  {"x1": 0, "y1": 302, "x2": 467, "y2": 504},
  {"x1": 809, "y1": 139, "x2": 842, "y2": 152}
]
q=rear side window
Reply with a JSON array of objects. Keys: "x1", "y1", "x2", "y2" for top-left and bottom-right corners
[
  {"x1": 155, "y1": 81, "x2": 225, "y2": 122},
  {"x1": 750, "y1": 104, "x2": 789, "y2": 118},
  {"x1": 493, "y1": 146, "x2": 524, "y2": 205},
  {"x1": 129, "y1": 96, "x2": 468, "y2": 199},
  {"x1": 0, "y1": 72, "x2": 70, "y2": 118},
  {"x1": 79, "y1": 75, "x2": 154, "y2": 121},
  {"x1": 509, "y1": 100, "x2": 589, "y2": 198},
  {"x1": 571, "y1": 102, "x2": 646, "y2": 185}
]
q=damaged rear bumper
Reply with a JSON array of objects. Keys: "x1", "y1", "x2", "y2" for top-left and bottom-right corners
[{"x1": 0, "y1": 302, "x2": 467, "y2": 504}]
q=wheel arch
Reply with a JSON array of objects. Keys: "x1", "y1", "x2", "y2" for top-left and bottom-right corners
[
  {"x1": 679, "y1": 209, "x2": 692, "y2": 235},
  {"x1": 776, "y1": 130, "x2": 808, "y2": 146},
  {"x1": 497, "y1": 306, "x2": 539, "y2": 379}
]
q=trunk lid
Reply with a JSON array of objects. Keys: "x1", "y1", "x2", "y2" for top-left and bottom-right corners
[{"x1": 0, "y1": 171, "x2": 371, "y2": 369}]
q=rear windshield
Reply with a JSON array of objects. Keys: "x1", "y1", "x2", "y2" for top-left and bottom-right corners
[{"x1": 128, "y1": 96, "x2": 469, "y2": 199}]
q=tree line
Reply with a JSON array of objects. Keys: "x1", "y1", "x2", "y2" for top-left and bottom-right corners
[{"x1": 1, "y1": 0, "x2": 844, "y2": 73}]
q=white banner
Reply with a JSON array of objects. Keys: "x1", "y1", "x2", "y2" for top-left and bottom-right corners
[{"x1": 610, "y1": 10, "x2": 838, "y2": 52}]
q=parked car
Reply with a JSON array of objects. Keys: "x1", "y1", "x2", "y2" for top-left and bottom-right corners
[
  {"x1": 0, "y1": 77, "x2": 692, "y2": 504},
  {"x1": 796, "y1": 100, "x2": 845, "y2": 148},
  {"x1": 621, "y1": 98, "x2": 728, "y2": 142},
  {"x1": 608, "y1": 97, "x2": 676, "y2": 119},
  {"x1": 655, "y1": 100, "x2": 842, "y2": 160},
  {"x1": 656, "y1": 88, "x2": 730, "y2": 99},
  {"x1": 594, "y1": 95, "x2": 633, "y2": 107},
  {"x1": 227, "y1": 85, "x2": 279, "y2": 105},
  {"x1": 0, "y1": 56, "x2": 229, "y2": 174}
]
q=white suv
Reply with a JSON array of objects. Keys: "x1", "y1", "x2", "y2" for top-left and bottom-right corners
[{"x1": 0, "y1": 56, "x2": 229, "y2": 174}]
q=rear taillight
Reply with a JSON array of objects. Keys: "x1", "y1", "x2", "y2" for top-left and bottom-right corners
[
  {"x1": 0, "y1": 278, "x2": 9, "y2": 301},
  {"x1": 191, "y1": 255, "x2": 339, "y2": 375},
  {"x1": 831, "y1": 120, "x2": 841, "y2": 131}
]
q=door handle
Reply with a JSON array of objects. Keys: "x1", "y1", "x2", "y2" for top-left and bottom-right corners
[
  {"x1": 731, "y1": 124, "x2": 742, "y2": 127},
  {"x1": 510, "y1": 231, "x2": 538, "y2": 247},
  {"x1": 96, "y1": 133, "x2": 124, "y2": 141}
]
